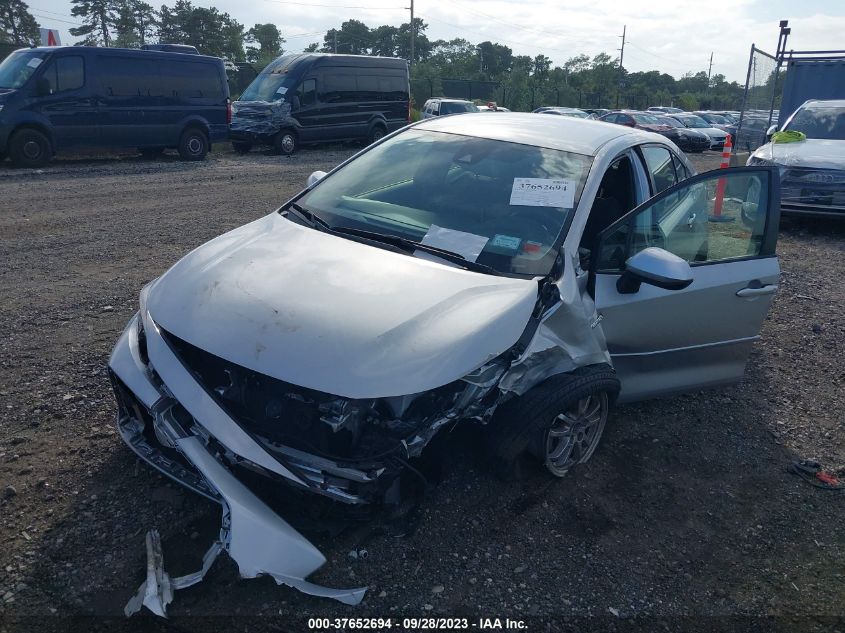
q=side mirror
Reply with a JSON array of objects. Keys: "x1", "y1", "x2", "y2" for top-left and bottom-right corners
[
  {"x1": 36, "y1": 77, "x2": 51, "y2": 96},
  {"x1": 766, "y1": 124, "x2": 778, "y2": 141},
  {"x1": 617, "y1": 247, "x2": 693, "y2": 294},
  {"x1": 307, "y1": 170, "x2": 327, "y2": 188}
]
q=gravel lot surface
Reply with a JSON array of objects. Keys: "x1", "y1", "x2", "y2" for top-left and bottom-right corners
[{"x1": 0, "y1": 145, "x2": 843, "y2": 632}]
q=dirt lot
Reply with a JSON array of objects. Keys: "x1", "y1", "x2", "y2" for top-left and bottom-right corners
[{"x1": 0, "y1": 145, "x2": 843, "y2": 632}]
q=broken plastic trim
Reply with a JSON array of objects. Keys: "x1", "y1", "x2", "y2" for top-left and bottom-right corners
[{"x1": 125, "y1": 434, "x2": 367, "y2": 618}]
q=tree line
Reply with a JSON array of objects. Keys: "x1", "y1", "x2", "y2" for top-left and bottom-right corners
[{"x1": 2, "y1": 1, "x2": 746, "y2": 111}]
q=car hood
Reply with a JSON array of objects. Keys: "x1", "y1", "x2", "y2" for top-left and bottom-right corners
[
  {"x1": 751, "y1": 139, "x2": 845, "y2": 171},
  {"x1": 146, "y1": 213, "x2": 539, "y2": 399}
]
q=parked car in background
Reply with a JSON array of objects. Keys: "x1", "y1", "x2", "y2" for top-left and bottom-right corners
[
  {"x1": 230, "y1": 53, "x2": 409, "y2": 155},
  {"x1": 648, "y1": 106, "x2": 684, "y2": 114},
  {"x1": 748, "y1": 99, "x2": 845, "y2": 218},
  {"x1": 477, "y1": 104, "x2": 511, "y2": 112},
  {"x1": 735, "y1": 116, "x2": 771, "y2": 152},
  {"x1": 694, "y1": 111, "x2": 738, "y2": 141},
  {"x1": 581, "y1": 108, "x2": 610, "y2": 118},
  {"x1": 421, "y1": 97, "x2": 479, "y2": 118},
  {"x1": 0, "y1": 46, "x2": 229, "y2": 167},
  {"x1": 599, "y1": 111, "x2": 675, "y2": 137},
  {"x1": 653, "y1": 114, "x2": 711, "y2": 152},
  {"x1": 665, "y1": 113, "x2": 728, "y2": 149},
  {"x1": 534, "y1": 107, "x2": 590, "y2": 118},
  {"x1": 110, "y1": 112, "x2": 781, "y2": 611}
]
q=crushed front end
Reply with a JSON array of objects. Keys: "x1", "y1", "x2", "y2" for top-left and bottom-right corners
[{"x1": 108, "y1": 303, "x2": 509, "y2": 614}]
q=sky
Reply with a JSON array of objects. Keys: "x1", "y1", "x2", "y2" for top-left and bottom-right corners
[{"x1": 26, "y1": 0, "x2": 845, "y2": 83}]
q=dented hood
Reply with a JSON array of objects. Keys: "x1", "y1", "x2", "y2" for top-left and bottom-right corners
[
  {"x1": 752, "y1": 138, "x2": 845, "y2": 171},
  {"x1": 146, "y1": 213, "x2": 538, "y2": 399}
]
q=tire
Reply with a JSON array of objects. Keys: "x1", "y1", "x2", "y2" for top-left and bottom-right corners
[
  {"x1": 177, "y1": 127, "x2": 208, "y2": 161},
  {"x1": 485, "y1": 365, "x2": 620, "y2": 480},
  {"x1": 274, "y1": 130, "x2": 297, "y2": 156},
  {"x1": 139, "y1": 147, "x2": 165, "y2": 159},
  {"x1": 8, "y1": 128, "x2": 51, "y2": 168},
  {"x1": 367, "y1": 124, "x2": 386, "y2": 145},
  {"x1": 232, "y1": 141, "x2": 252, "y2": 155}
]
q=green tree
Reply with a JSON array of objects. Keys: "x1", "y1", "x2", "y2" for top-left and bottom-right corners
[
  {"x1": 321, "y1": 19, "x2": 370, "y2": 54},
  {"x1": 0, "y1": 0, "x2": 39, "y2": 46},
  {"x1": 158, "y1": 1, "x2": 244, "y2": 59},
  {"x1": 369, "y1": 24, "x2": 397, "y2": 57},
  {"x1": 303, "y1": 41, "x2": 319, "y2": 52},
  {"x1": 246, "y1": 23, "x2": 283, "y2": 66},
  {"x1": 113, "y1": 0, "x2": 157, "y2": 48},
  {"x1": 477, "y1": 41, "x2": 512, "y2": 76},
  {"x1": 396, "y1": 18, "x2": 430, "y2": 62},
  {"x1": 70, "y1": 0, "x2": 116, "y2": 46}
]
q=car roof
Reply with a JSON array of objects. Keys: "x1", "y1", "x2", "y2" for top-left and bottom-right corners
[
  {"x1": 428, "y1": 97, "x2": 473, "y2": 103},
  {"x1": 415, "y1": 112, "x2": 649, "y2": 155}
]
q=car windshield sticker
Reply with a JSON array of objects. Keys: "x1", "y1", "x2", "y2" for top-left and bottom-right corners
[
  {"x1": 27, "y1": 57, "x2": 43, "y2": 69},
  {"x1": 490, "y1": 234, "x2": 522, "y2": 252},
  {"x1": 275, "y1": 86, "x2": 288, "y2": 95},
  {"x1": 510, "y1": 178, "x2": 576, "y2": 208},
  {"x1": 420, "y1": 225, "x2": 489, "y2": 262},
  {"x1": 523, "y1": 240, "x2": 543, "y2": 254}
]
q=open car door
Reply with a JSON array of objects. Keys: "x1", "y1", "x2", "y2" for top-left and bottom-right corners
[{"x1": 589, "y1": 166, "x2": 781, "y2": 403}]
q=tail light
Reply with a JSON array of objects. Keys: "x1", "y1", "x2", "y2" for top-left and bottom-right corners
[{"x1": 227, "y1": 99, "x2": 232, "y2": 125}]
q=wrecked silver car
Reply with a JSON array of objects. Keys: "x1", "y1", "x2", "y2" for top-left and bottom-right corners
[{"x1": 110, "y1": 113, "x2": 781, "y2": 613}]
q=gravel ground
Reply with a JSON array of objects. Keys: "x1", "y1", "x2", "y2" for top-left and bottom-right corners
[{"x1": 0, "y1": 145, "x2": 843, "y2": 632}]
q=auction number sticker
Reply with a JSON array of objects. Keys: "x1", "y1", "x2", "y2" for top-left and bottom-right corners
[{"x1": 510, "y1": 177, "x2": 575, "y2": 208}]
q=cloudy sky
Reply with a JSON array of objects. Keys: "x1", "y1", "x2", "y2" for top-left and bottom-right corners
[{"x1": 28, "y1": 0, "x2": 845, "y2": 82}]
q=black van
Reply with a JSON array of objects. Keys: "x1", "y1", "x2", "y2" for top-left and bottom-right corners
[
  {"x1": 0, "y1": 46, "x2": 229, "y2": 167},
  {"x1": 229, "y1": 53, "x2": 409, "y2": 155}
]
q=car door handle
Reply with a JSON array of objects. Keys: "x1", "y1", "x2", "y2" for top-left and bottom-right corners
[{"x1": 736, "y1": 284, "x2": 778, "y2": 297}]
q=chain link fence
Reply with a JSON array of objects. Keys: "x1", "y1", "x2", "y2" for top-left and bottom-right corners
[{"x1": 735, "y1": 46, "x2": 782, "y2": 153}]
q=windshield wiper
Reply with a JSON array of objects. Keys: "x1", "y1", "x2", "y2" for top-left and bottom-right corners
[
  {"x1": 286, "y1": 202, "x2": 331, "y2": 230},
  {"x1": 329, "y1": 226, "x2": 503, "y2": 276}
]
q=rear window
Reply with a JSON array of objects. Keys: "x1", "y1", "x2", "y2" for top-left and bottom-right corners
[{"x1": 440, "y1": 102, "x2": 478, "y2": 115}]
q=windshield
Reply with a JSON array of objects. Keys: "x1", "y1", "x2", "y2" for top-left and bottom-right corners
[
  {"x1": 658, "y1": 116, "x2": 683, "y2": 128},
  {"x1": 239, "y1": 67, "x2": 297, "y2": 102},
  {"x1": 632, "y1": 113, "x2": 662, "y2": 125},
  {"x1": 440, "y1": 102, "x2": 479, "y2": 115},
  {"x1": 676, "y1": 115, "x2": 709, "y2": 128},
  {"x1": 0, "y1": 50, "x2": 48, "y2": 90},
  {"x1": 785, "y1": 105, "x2": 845, "y2": 140},
  {"x1": 296, "y1": 129, "x2": 593, "y2": 276},
  {"x1": 700, "y1": 113, "x2": 727, "y2": 124}
]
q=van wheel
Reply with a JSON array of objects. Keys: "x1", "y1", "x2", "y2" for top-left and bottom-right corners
[
  {"x1": 485, "y1": 365, "x2": 620, "y2": 481},
  {"x1": 8, "y1": 129, "x2": 51, "y2": 168},
  {"x1": 178, "y1": 127, "x2": 208, "y2": 161},
  {"x1": 274, "y1": 130, "x2": 297, "y2": 156},
  {"x1": 367, "y1": 125, "x2": 386, "y2": 145},
  {"x1": 139, "y1": 147, "x2": 165, "y2": 159},
  {"x1": 232, "y1": 141, "x2": 252, "y2": 155}
]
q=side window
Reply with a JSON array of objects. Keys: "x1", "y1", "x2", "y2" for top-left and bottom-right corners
[
  {"x1": 595, "y1": 169, "x2": 772, "y2": 271},
  {"x1": 41, "y1": 56, "x2": 84, "y2": 93},
  {"x1": 100, "y1": 57, "x2": 159, "y2": 96},
  {"x1": 604, "y1": 114, "x2": 617, "y2": 123},
  {"x1": 672, "y1": 153, "x2": 690, "y2": 181},
  {"x1": 161, "y1": 61, "x2": 223, "y2": 98},
  {"x1": 320, "y1": 73, "x2": 355, "y2": 103},
  {"x1": 640, "y1": 145, "x2": 677, "y2": 194},
  {"x1": 301, "y1": 78, "x2": 316, "y2": 106},
  {"x1": 432, "y1": 102, "x2": 440, "y2": 115}
]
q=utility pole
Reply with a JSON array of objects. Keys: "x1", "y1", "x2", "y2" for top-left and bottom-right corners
[
  {"x1": 409, "y1": 0, "x2": 415, "y2": 66},
  {"x1": 333, "y1": 31, "x2": 338, "y2": 53},
  {"x1": 616, "y1": 25, "x2": 626, "y2": 108},
  {"x1": 707, "y1": 51, "x2": 713, "y2": 88},
  {"x1": 478, "y1": 45, "x2": 483, "y2": 74}
]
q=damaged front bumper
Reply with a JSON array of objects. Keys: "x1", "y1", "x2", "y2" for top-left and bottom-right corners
[{"x1": 110, "y1": 313, "x2": 367, "y2": 615}]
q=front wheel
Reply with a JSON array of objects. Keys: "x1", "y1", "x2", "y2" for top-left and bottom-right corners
[
  {"x1": 274, "y1": 130, "x2": 297, "y2": 155},
  {"x1": 8, "y1": 129, "x2": 51, "y2": 168},
  {"x1": 178, "y1": 127, "x2": 208, "y2": 161},
  {"x1": 485, "y1": 365, "x2": 620, "y2": 480}
]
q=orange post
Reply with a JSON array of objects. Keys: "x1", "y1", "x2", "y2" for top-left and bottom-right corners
[{"x1": 709, "y1": 134, "x2": 734, "y2": 223}]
